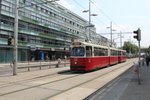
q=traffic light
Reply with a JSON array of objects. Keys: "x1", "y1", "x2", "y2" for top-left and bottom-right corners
[
  {"x1": 8, "y1": 37, "x2": 14, "y2": 45},
  {"x1": 133, "y1": 28, "x2": 141, "y2": 41}
]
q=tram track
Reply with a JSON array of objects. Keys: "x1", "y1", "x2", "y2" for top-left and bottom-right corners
[
  {"x1": 43, "y1": 60, "x2": 134, "y2": 100},
  {"x1": 0, "y1": 59, "x2": 137, "y2": 100},
  {"x1": 0, "y1": 71, "x2": 82, "y2": 96},
  {"x1": 0, "y1": 69, "x2": 70, "y2": 86}
]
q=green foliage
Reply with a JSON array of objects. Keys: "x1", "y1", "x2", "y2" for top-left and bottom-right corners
[
  {"x1": 147, "y1": 46, "x2": 150, "y2": 53},
  {"x1": 123, "y1": 41, "x2": 138, "y2": 54}
]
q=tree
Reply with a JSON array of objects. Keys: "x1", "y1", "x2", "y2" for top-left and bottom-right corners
[
  {"x1": 123, "y1": 41, "x2": 138, "y2": 54},
  {"x1": 147, "y1": 46, "x2": 150, "y2": 53}
]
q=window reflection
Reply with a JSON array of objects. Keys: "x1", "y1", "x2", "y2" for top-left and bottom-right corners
[{"x1": 71, "y1": 47, "x2": 85, "y2": 57}]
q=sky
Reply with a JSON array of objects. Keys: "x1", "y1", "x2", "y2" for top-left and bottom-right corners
[{"x1": 57, "y1": 0, "x2": 150, "y2": 47}]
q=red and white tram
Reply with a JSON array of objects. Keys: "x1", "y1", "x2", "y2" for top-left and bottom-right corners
[{"x1": 70, "y1": 40, "x2": 126, "y2": 71}]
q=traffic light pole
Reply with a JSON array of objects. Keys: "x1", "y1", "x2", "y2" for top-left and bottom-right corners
[
  {"x1": 133, "y1": 28, "x2": 141, "y2": 85},
  {"x1": 138, "y1": 40, "x2": 141, "y2": 85}
]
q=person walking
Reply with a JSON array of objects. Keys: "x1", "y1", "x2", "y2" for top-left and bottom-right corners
[
  {"x1": 56, "y1": 58, "x2": 61, "y2": 68},
  {"x1": 146, "y1": 55, "x2": 150, "y2": 66},
  {"x1": 45, "y1": 54, "x2": 49, "y2": 61}
]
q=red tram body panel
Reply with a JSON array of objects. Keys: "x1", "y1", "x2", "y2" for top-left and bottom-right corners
[
  {"x1": 109, "y1": 56, "x2": 119, "y2": 65},
  {"x1": 70, "y1": 57, "x2": 109, "y2": 71},
  {"x1": 118, "y1": 56, "x2": 126, "y2": 63}
]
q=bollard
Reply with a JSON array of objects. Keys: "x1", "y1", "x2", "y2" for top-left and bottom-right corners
[
  {"x1": 28, "y1": 60, "x2": 30, "y2": 71},
  {"x1": 134, "y1": 62, "x2": 139, "y2": 72},
  {"x1": 28, "y1": 66, "x2": 30, "y2": 71},
  {"x1": 40, "y1": 61, "x2": 42, "y2": 70},
  {"x1": 49, "y1": 60, "x2": 51, "y2": 68},
  {"x1": 64, "y1": 56, "x2": 67, "y2": 67},
  {"x1": 133, "y1": 62, "x2": 141, "y2": 85}
]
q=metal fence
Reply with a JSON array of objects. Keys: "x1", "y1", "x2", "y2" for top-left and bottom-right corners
[{"x1": 10, "y1": 59, "x2": 70, "y2": 72}]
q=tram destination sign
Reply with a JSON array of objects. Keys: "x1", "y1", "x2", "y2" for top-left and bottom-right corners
[{"x1": 73, "y1": 42, "x2": 81, "y2": 45}]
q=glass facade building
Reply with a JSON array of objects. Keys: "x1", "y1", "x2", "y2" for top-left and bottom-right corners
[
  {"x1": 0, "y1": 0, "x2": 92, "y2": 63},
  {"x1": 0, "y1": 0, "x2": 107, "y2": 63}
]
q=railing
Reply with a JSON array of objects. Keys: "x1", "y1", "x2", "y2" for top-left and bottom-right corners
[{"x1": 10, "y1": 59, "x2": 70, "y2": 72}]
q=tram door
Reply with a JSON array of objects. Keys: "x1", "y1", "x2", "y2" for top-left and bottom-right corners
[{"x1": 86, "y1": 46, "x2": 92, "y2": 57}]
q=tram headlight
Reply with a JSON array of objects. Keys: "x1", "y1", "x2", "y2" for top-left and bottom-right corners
[
  {"x1": 88, "y1": 59, "x2": 91, "y2": 62},
  {"x1": 75, "y1": 62, "x2": 77, "y2": 64}
]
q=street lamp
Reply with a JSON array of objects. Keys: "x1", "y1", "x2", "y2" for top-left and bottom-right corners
[
  {"x1": 13, "y1": 0, "x2": 59, "y2": 75},
  {"x1": 106, "y1": 22, "x2": 116, "y2": 47},
  {"x1": 119, "y1": 32, "x2": 124, "y2": 48},
  {"x1": 112, "y1": 35, "x2": 124, "y2": 48},
  {"x1": 83, "y1": 0, "x2": 97, "y2": 41}
]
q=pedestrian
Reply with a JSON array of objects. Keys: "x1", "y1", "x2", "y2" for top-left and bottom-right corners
[
  {"x1": 146, "y1": 55, "x2": 150, "y2": 66},
  {"x1": 45, "y1": 54, "x2": 49, "y2": 61},
  {"x1": 64, "y1": 56, "x2": 67, "y2": 67},
  {"x1": 56, "y1": 58, "x2": 61, "y2": 68},
  {"x1": 30, "y1": 55, "x2": 34, "y2": 61}
]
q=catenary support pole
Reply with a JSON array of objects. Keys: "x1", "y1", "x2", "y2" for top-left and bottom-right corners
[{"x1": 13, "y1": 0, "x2": 19, "y2": 75}]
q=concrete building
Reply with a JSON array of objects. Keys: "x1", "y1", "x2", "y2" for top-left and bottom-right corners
[{"x1": 0, "y1": 0, "x2": 107, "y2": 63}]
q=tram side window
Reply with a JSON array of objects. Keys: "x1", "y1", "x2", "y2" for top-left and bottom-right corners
[
  {"x1": 118, "y1": 51, "x2": 121, "y2": 56},
  {"x1": 86, "y1": 46, "x2": 92, "y2": 57},
  {"x1": 111, "y1": 50, "x2": 118, "y2": 56},
  {"x1": 94, "y1": 47, "x2": 99, "y2": 56},
  {"x1": 94, "y1": 47, "x2": 108, "y2": 56},
  {"x1": 111, "y1": 50, "x2": 114, "y2": 56},
  {"x1": 102, "y1": 49, "x2": 108, "y2": 56},
  {"x1": 123, "y1": 52, "x2": 126, "y2": 56}
]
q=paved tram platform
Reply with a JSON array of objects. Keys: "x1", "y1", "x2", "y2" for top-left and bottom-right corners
[
  {"x1": 0, "y1": 59, "x2": 150, "y2": 100},
  {"x1": 85, "y1": 61, "x2": 150, "y2": 100}
]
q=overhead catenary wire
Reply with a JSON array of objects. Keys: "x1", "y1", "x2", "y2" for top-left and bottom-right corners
[
  {"x1": 91, "y1": 0, "x2": 134, "y2": 45},
  {"x1": 72, "y1": 0, "x2": 131, "y2": 32},
  {"x1": 72, "y1": 0, "x2": 127, "y2": 32},
  {"x1": 71, "y1": 0, "x2": 122, "y2": 40},
  {"x1": 68, "y1": 0, "x2": 132, "y2": 44},
  {"x1": 72, "y1": 0, "x2": 86, "y2": 10},
  {"x1": 91, "y1": 0, "x2": 130, "y2": 32},
  {"x1": 72, "y1": 0, "x2": 109, "y2": 27}
]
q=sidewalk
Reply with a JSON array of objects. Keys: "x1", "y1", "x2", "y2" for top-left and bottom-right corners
[
  {"x1": 0, "y1": 64, "x2": 70, "y2": 86},
  {"x1": 86, "y1": 63, "x2": 150, "y2": 100},
  {"x1": 120, "y1": 64, "x2": 150, "y2": 100}
]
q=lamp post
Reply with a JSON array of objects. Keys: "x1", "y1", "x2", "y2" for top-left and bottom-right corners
[
  {"x1": 13, "y1": 0, "x2": 59, "y2": 75},
  {"x1": 112, "y1": 34, "x2": 124, "y2": 48},
  {"x1": 106, "y1": 22, "x2": 116, "y2": 47},
  {"x1": 120, "y1": 31, "x2": 124, "y2": 48},
  {"x1": 13, "y1": 0, "x2": 19, "y2": 75},
  {"x1": 89, "y1": 0, "x2": 91, "y2": 40},
  {"x1": 83, "y1": 0, "x2": 97, "y2": 41}
]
